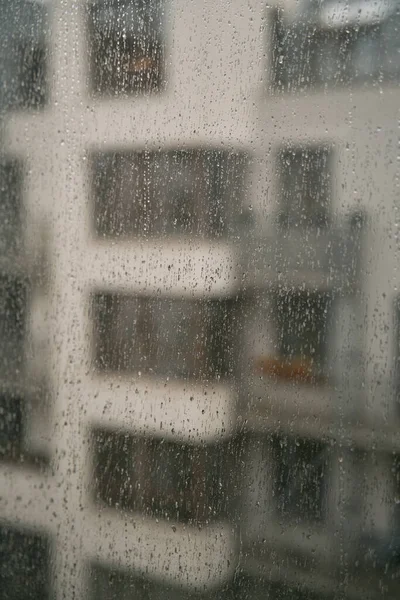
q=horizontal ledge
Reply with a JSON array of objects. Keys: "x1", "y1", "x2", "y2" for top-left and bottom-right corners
[
  {"x1": 248, "y1": 376, "x2": 334, "y2": 411},
  {"x1": 246, "y1": 270, "x2": 355, "y2": 293},
  {"x1": 242, "y1": 555, "x2": 347, "y2": 600},
  {"x1": 245, "y1": 404, "x2": 400, "y2": 451},
  {"x1": 0, "y1": 466, "x2": 57, "y2": 533},
  {"x1": 85, "y1": 375, "x2": 236, "y2": 442},
  {"x1": 83, "y1": 508, "x2": 236, "y2": 591},
  {"x1": 83, "y1": 240, "x2": 239, "y2": 297},
  {"x1": 246, "y1": 521, "x2": 332, "y2": 558}
]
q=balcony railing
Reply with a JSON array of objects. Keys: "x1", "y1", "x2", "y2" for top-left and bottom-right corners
[{"x1": 243, "y1": 217, "x2": 364, "y2": 292}]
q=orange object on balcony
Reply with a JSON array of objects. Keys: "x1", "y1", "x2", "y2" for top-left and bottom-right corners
[
  {"x1": 128, "y1": 55, "x2": 157, "y2": 74},
  {"x1": 254, "y1": 355, "x2": 323, "y2": 384}
]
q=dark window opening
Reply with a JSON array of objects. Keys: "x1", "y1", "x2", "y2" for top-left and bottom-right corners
[
  {"x1": 0, "y1": 524, "x2": 50, "y2": 600},
  {"x1": 91, "y1": 149, "x2": 247, "y2": 239},
  {"x1": 224, "y1": 574, "x2": 330, "y2": 600},
  {"x1": 91, "y1": 428, "x2": 229, "y2": 525},
  {"x1": 277, "y1": 147, "x2": 331, "y2": 230},
  {"x1": 393, "y1": 455, "x2": 400, "y2": 536},
  {"x1": 271, "y1": 4, "x2": 400, "y2": 92},
  {"x1": 0, "y1": 392, "x2": 48, "y2": 468},
  {"x1": 0, "y1": 275, "x2": 27, "y2": 381},
  {"x1": 272, "y1": 435, "x2": 328, "y2": 524},
  {"x1": 256, "y1": 291, "x2": 331, "y2": 384},
  {"x1": 90, "y1": 562, "x2": 225, "y2": 599},
  {"x1": 16, "y1": 42, "x2": 47, "y2": 109},
  {"x1": 0, "y1": 159, "x2": 22, "y2": 255},
  {"x1": 1, "y1": 0, "x2": 47, "y2": 110},
  {"x1": 90, "y1": 565, "x2": 150, "y2": 600},
  {"x1": 88, "y1": 0, "x2": 164, "y2": 96},
  {"x1": 0, "y1": 393, "x2": 23, "y2": 462},
  {"x1": 394, "y1": 296, "x2": 400, "y2": 414},
  {"x1": 353, "y1": 455, "x2": 400, "y2": 578},
  {"x1": 276, "y1": 291, "x2": 330, "y2": 368},
  {"x1": 92, "y1": 294, "x2": 236, "y2": 381}
]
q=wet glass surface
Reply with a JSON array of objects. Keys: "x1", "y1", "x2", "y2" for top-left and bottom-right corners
[{"x1": 1, "y1": 1, "x2": 400, "y2": 598}]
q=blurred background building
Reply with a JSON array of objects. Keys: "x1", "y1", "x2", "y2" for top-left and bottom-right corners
[{"x1": 0, "y1": 0, "x2": 400, "y2": 599}]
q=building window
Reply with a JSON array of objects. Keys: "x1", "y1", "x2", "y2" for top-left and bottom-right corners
[
  {"x1": 0, "y1": 159, "x2": 22, "y2": 255},
  {"x1": 91, "y1": 428, "x2": 228, "y2": 524},
  {"x1": 225, "y1": 575, "x2": 327, "y2": 600},
  {"x1": 0, "y1": 275, "x2": 27, "y2": 382},
  {"x1": 16, "y1": 40, "x2": 47, "y2": 109},
  {"x1": 0, "y1": 391, "x2": 47, "y2": 468},
  {"x1": 90, "y1": 564, "x2": 149, "y2": 600},
  {"x1": 87, "y1": 0, "x2": 164, "y2": 97},
  {"x1": 272, "y1": 435, "x2": 328, "y2": 524},
  {"x1": 394, "y1": 296, "x2": 400, "y2": 412},
  {"x1": 0, "y1": 393, "x2": 23, "y2": 463},
  {"x1": 2, "y1": 1, "x2": 47, "y2": 110},
  {"x1": 271, "y1": 2, "x2": 400, "y2": 92},
  {"x1": 0, "y1": 524, "x2": 50, "y2": 600},
  {"x1": 256, "y1": 291, "x2": 331, "y2": 384},
  {"x1": 92, "y1": 294, "x2": 235, "y2": 381},
  {"x1": 392, "y1": 455, "x2": 400, "y2": 538},
  {"x1": 277, "y1": 147, "x2": 331, "y2": 230},
  {"x1": 90, "y1": 563, "x2": 215, "y2": 600},
  {"x1": 275, "y1": 291, "x2": 330, "y2": 377},
  {"x1": 91, "y1": 149, "x2": 247, "y2": 239}
]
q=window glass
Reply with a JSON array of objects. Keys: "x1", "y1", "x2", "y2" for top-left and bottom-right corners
[
  {"x1": 92, "y1": 428, "x2": 229, "y2": 524},
  {"x1": 0, "y1": 160, "x2": 23, "y2": 254},
  {"x1": 92, "y1": 294, "x2": 235, "y2": 380},
  {"x1": 87, "y1": 0, "x2": 164, "y2": 96},
  {"x1": 92, "y1": 149, "x2": 247, "y2": 239},
  {"x1": 272, "y1": 0, "x2": 400, "y2": 91},
  {"x1": 278, "y1": 147, "x2": 331, "y2": 229},
  {"x1": 0, "y1": 393, "x2": 23, "y2": 462},
  {"x1": 0, "y1": 0, "x2": 48, "y2": 110},
  {"x1": 274, "y1": 290, "x2": 331, "y2": 380},
  {"x1": 1, "y1": 0, "x2": 400, "y2": 598},
  {"x1": 0, "y1": 525, "x2": 50, "y2": 600},
  {"x1": 0, "y1": 275, "x2": 27, "y2": 380},
  {"x1": 272, "y1": 434, "x2": 328, "y2": 523},
  {"x1": 394, "y1": 296, "x2": 400, "y2": 412}
]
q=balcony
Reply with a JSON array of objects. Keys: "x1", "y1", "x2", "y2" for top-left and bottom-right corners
[
  {"x1": 271, "y1": 1, "x2": 400, "y2": 93},
  {"x1": 83, "y1": 508, "x2": 236, "y2": 591},
  {"x1": 243, "y1": 220, "x2": 363, "y2": 292},
  {"x1": 246, "y1": 370, "x2": 334, "y2": 427},
  {"x1": 85, "y1": 374, "x2": 236, "y2": 443}
]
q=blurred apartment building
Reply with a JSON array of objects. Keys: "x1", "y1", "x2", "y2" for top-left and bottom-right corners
[{"x1": 0, "y1": 0, "x2": 400, "y2": 599}]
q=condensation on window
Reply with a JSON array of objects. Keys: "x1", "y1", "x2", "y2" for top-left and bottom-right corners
[{"x1": 0, "y1": 0, "x2": 399, "y2": 599}]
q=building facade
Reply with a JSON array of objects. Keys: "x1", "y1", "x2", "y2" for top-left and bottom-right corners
[{"x1": 0, "y1": 1, "x2": 400, "y2": 599}]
